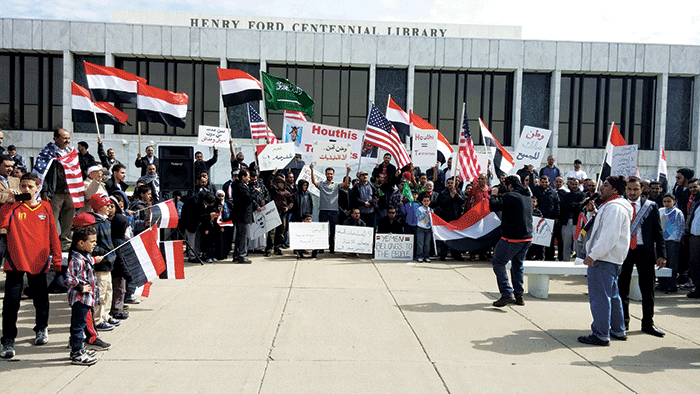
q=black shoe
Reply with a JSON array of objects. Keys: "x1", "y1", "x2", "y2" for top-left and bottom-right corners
[
  {"x1": 85, "y1": 337, "x2": 111, "y2": 350},
  {"x1": 641, "y1": 325, "x2": 665, "y2": 337},
  {"x1": 264, "y1": 251, "x2": 272, "y2": 257},
  {"x1": 514, "y1": 296, "x2": 525, "y2": 306},
  {"x1": 687, "y1": 291, "x2": 700, "y2": 298},
  {"x1": 577, "y1": 334, "x2": 610, "y2": 346},
  {"x1": 610, "y1": 332, "x2": 627, "y2": 341},
  {"x1": 492, "y1": 295, "x2": 515, "y2": 307},
  {"x1": 112, "y1": 311, "x2": 129, "y2": 320},
  {"x1": 655, "y1": 284, "x2": 666, "y2": 292},
  {"x1": 311, "y1": 251, "x2": 318, "y2": 258},
  {"x1": 236, "y1": 258, "x2": 252, "y2": 264},
  {"x1": 274, "y1": 249, "x2": 283, "y2": 256},
  {"x1": 665, "y1": 287, "x2": 678, "y2": 294},
  {"x1": 439, "y1": 255, "x2": 446, "y2": 261}
]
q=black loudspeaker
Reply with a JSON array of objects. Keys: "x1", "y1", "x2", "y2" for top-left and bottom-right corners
[{"x1": 158, "y1": 146, "x2": 194, "y2": 192}]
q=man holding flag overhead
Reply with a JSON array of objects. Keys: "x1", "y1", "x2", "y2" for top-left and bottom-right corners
[
  {"x1": 365, "y1": 104, "x2": 411, "y2": 169},
  {"x1": 479, "y1": 119, "x2": 514, "y2": 178},
  {"x1": 458, "y1": 106, "x2": 481, "y2": 183}
]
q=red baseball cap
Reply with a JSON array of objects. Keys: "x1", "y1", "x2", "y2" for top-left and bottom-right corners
[
  {"x1": 72, "y1": 213, "x2": 96, "y2": 228},
  {"x1": 90, "y1": 193, "x2": 111, "y2": 211}
]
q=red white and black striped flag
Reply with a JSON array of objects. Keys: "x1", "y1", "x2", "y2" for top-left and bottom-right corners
[
  {"x1": 479, "y1": 119, "x2": 514, "y2": 177},
  {"x1": 150, "y1": 199, "x2": 179, "y2": 228},
  {"x1": 159, "y1": 241, "x2": 185, "y2": 279},
  {"x1": 137, "y1": 83, "x2": 189, "y2": 128},
  {"x1": 458, "y1": 105, "x2": 481, "y2": 182},
  {"x1": 118, "y1": 225, "x2": 166, "y2": 289},
  {"x1": 599, "y1": 122, "x2": 626, "y2": 183},
  {"x1": 217, "y1": 68, "x2": 263, "y2": 107},
  {"x1": 71, "y1": 82, "x2": 129, "y2": 126},
  {"x1": 385, "y1": 97, "x2": 410, "y2": 142},
  {"x1": 84, "y1": 61, "x2": 147, "y2": 104},
  {"x1": 365, "y1": 103, "x2": 411, "y2": 168}
]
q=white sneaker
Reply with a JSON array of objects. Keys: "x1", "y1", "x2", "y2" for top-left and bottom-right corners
[
  {"x1": 0, "y1": 342, "x2": 15, "y2": 359},
  {"x1": 417, "y1": 258, "x2": 424, "y2": 262},
  {"x1": 35, "y1": 328, "x2": 49, "y2": 345},
  {"x1": 425, "y1": 257, "x2": 431, "y2": 263}
]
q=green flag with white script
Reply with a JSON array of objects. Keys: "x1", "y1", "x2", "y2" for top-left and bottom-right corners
[{"x1": 260, "y1": 71, "x2": 315, "y2": 117}]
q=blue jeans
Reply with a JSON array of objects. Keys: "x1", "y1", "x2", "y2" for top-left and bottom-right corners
[
  {"x1": 70, "y1": 302, "x2": 91, "y2": 352},
  {"x1": 491, "y1": 239, "x2": 531, "y2": 297},
  {"x1": 587, "y1": 260, "x2": 626, "y2": 341},
  {"x1": 415, "y1": 227, "x2": 432, "y2": 259}
]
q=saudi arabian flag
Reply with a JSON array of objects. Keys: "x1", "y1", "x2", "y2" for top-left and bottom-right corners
[
  {"x1": 402, "y1": 179, "x2": 414, "y2": 202},
  {"x1": 260, "y1": 71, "x2": 315, "y2": 117}
]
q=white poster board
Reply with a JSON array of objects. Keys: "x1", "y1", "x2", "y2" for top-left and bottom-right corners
[
  {"x1": 257, "y1": 142, "x2": 296, "y2": 171},
  {"x1": 513, "y1": 126, "x2": 552, "y2": 168},
  {"x1": 250, "y1": 201, "x2": 283, "y2": 237},
  {"x1": 198, "y1": 125, "x2": 231, "y2": 148},
  {"x1": 411, "y1": 128, "x2": 438, "y2": 167},
  {"x1": 611, "y1": 145, "x2": 638, "y2": 177},
  {"x1": 313, "y1": 141, "x2": 351, "y2": 168},
  {"x1": 532, "y1": 217, "x2": 555, "y2": 247},
  {"x1": 289, "y1": 222, "x2": 329, "y2": 250},
  {"x1": 475, "y1": 153, "x2": 490, "y2": 177},
  {"x1": 334, "y1": 225, "x2": 374, "y2": 254},
  {"x1": 374, "y1": 234, "x2": 414, "y2": 260},
  {"x1": 297, "y1": 164, "x2": 324, "y2": 197},
  {"x1": 283, "y1": 118, "x2": 365, "y2": 164}
]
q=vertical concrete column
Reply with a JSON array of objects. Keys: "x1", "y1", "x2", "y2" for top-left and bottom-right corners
[
  {"x1": 549, "y1": 70, "x2": 562, "y2": 159},
  {"x1": 693, "y1": 75, "x2": 700, "y2": 168},
  {"x1": 259, "y1": 59, "x2": 267, "y2": 116},
  {"x1": 654, "y1": 73, "x2": 668, "y2": 178},
  {"x1": 406, "y1": 64, "x2": 415, "y2": 112},
  {"x1": 63, "y1": 50, "x2": 73, "y2": 132},
  {"x1": 511, "y1": 67, "x2": 523, "y2": 147},
  {"x1": 368, "y1": 64, "x2": 376, "y2": 103}
]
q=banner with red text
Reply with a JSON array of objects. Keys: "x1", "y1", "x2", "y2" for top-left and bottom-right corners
[{"x1": 283, "y1": 118, "x2": 364, "y2": 165}]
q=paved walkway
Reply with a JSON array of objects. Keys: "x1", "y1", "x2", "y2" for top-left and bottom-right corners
[{"x1": 1, "y1": 254, "x2": 699, "y2": 393}]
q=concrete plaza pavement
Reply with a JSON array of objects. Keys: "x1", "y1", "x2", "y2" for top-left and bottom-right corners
[{"x1": 1, "y1": 253, "x2": 699, "y2": 393}]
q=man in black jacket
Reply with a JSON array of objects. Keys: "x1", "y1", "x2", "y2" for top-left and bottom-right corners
[
  {"x1": 105, "y1": 164, "x2": 129, "y2": 194},
  {"x1": 372, "y1": 153, "x2": 397, "y2": 186},
  {"x1": 488, "y1": 175, "x2": 533, "y2": 307},
  {"x1": 134, "y1": 146, "x2": 158, "y2": 177},
  {"x1": 77, "y1": 141, "x2": 96, "y2": 179},
  {"x1": 533, "y1": 175, "x2": 559, "y2": 260},
  {"x1": 619, "y1": 177, "x2": 666, "y2": 337},
  {"x1": 194, "y1": 147, "x2": 218, "y2": 177},
  {"x1": 436, "y1": 177, "x2": 466, "y2": 261},
  {"x1": 231, "y1": 169, "x2": 253, "y2": 264},
  {"x1": 558, "y1": 178, "x2": 584, "y2": 261}
]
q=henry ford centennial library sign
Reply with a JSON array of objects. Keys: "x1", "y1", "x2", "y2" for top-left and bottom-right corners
[{"x1": 111, "y1": 10, "x2": 522, "y2": 39}]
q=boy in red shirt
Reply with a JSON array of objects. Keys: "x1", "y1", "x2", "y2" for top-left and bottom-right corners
[{"x1": 0, "y1": 173, "x2": 62, "y2": 359}]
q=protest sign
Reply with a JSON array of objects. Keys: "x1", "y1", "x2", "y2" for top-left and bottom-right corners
[
  {"x1": 250, "y1": 201, "x2": 283, "y2": 237},
  {"x1": 284, "y1": 117, "x2": 365, "y2": 164},
  {"x1": 289, "y1": 222, "x2": 329, "y2": 250},
  {"x1": 532, "y1": 217, "x2": 555, "y2": 246},
  {"x1": 335, "y1": 225, "x2": 374, "y2": 254},
  {"x1": 411, "y1": 127, "x2": 438, "y2": 167},
  {"x1": 313, "y1": 141, "x2": 351, "y2": 168},
  {"x1": 198, "y1": 125, "x2": 230, "y2": 148},
  {"x1": 513, "y1": 126, "x2": 551, "y2": 168},
  {"x1": 297, "y1": 164, "x2": 324, "y2": 197},
  {"x1": 257, "y1": 142, "x2": 296, "y2": 171},
  {"x1": 611, "y1": 144, "x2": 638, "y2": 177},
  {"x1": 374, "y1": 234, "x2": 414, "y2": 260}
]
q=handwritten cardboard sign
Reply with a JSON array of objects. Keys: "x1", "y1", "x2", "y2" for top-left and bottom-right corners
[
  {"x1": 289, "y1": 222, "x2": 329, "y2": 250},
  {"x1": 198, "y1": 125, "x2": 231, "y2": 148},
  {"x1": 257, "y1": 142, "x2": 296, "y2": 171},
  {"x1": 334, "y1": 225, "x2": 374, "y2": 254},
  {"x1": 297, "y1": 164, "x2": 324, "y2": 197},
  {"x1": 374, "y1": 234, "x2": 414, "y2": 260},
  {"x1": 532, "y1": 216, "x2": 555, "y2": 246},
  {"x1": 411, "y1": 127, "x2": 438, "y2": 167},
  {"x1": 250, "y1": 201, "x2": 283, "y2": 237},
  {"x1": 611, "y1": 144, "x2": 638, "y2": 177},
  {"x1": 513, "y1": 126, "x2": 551, "y2": 168},
  {"x1": 312, "y1": 141, "x2": 351, "y2": 168}
]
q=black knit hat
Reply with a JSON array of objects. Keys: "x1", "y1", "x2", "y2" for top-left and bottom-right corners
[{"x1": 677, "y1": 168, "x2": 695, "y2": 180}]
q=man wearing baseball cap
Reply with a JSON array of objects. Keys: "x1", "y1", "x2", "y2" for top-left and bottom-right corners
[{"x1": 88, "y1": 194, "x2": 118, "y2": 331}]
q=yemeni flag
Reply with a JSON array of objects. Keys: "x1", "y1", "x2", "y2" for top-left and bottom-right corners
[
  {"x1": 217, "y1": 68, "x2": 263, "y2": 107},
  {"x1": 150, "y1": 199, "x2": 179, "y2": 228},
  {"x1": 137, "y1": 83, "x2": 189, "y2": 128},
  {"x1": 436, "y1": 130, "x2": 454, "y2": 166},
  {"x1": 598, "y1": 122, "x2": 626, "y2": 183},
  {"x1": 134, "y1": 282, "x2": 152, "y2": 298},
  {"x1": 159, "y1": 241, "x2": 185, "y2": 279},
  {"x1": 71, "y1": 82, "x2": 129, "y2": 126},
  {"x1": 84, "y1": 61, "x2": 147, "y2": 104},
  {"x1": 260, "y1": 71, "x2": 315, "y2": 117},
  {"x1": 431, "y1": 200, "x2": 502, "y2": 252},
  {"x1": 657, "y1": 147, "x2": 668, "y2": 194},
  {"x1": 385, "y1": 97, "x2": 410, "y2": 142},
  {"x1": 117, "y1": 225, "x2": 166, "y2": 289},
  {"x1": 479, "y1": 118, "x2": 514, "y2": 177}
]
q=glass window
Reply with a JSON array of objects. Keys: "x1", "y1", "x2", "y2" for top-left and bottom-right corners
[
  {"x1": 414, "y1": 70, "x2": 513, "y2": 145},
  {"x1": 559, "y1": 74, "x2": 656, "y2": 149},
  {"x1": 522, "y1": 73, "x2": 552, "y2": 131},
  {"x1": 73, "y1": 55, "x2": 105, "y2": 134},
  {"x1": 665, "y1": 77, "x2": 693, "y2": 151},
  {"x1": 0, "y1": 52, "x2": 63, "y2": 131}
]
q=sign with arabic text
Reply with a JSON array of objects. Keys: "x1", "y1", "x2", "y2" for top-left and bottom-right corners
[
  {"x1": 284, "y1": 118, "x2": 364, "y2": 164},
  {"x1": 374, "y1": 234, "x2": 414, "y2": 260},
  {"x1": 289, "y1": 222, "x2": 329, "y2": 250},
  {"x1": 312, "y1": 141, "x2": 351, "y2": 168},
  {"x1": 198, "y1": 125, "x2": 231, "y2": 148},
  {"x1": 250, "y1": 201, "x2": 283, "y2": 237},
  {"x1": 257, "y1": 142, "x2": 296, "y2": 171},
  {"x1": 334, "y1": 225, "x2": 374, "y2": 254},
  {"x1": 513, "y1": 126, "x2": 551, "y2": 168},
  {"x1": 532, "y1": 216, "x2": 555, "y2": 246},
  {"x1": 611, "y1": 145, "x2": 638, "y2": 177},
  {"x1": 297, "y1": 164, "x2": 324, "y2": 197}
]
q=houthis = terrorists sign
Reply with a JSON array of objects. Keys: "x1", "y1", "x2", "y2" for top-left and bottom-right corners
[{"x1": 374, "y1": 234, "x2": 414, "y2": 261}]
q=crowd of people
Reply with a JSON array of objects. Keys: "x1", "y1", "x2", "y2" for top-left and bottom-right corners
[{"x1": 0, "y1": 126, "x2": 699, "y2": 362}]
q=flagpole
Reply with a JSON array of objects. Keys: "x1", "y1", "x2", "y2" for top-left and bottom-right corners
[
  {"x1": 458, "y1": 102, "x2": 466, "y2": 191},
  {"x1": 358, "y1": 100, "x2": 372, "y2": 174},
  {"x1": 138, "y1": 121, "x2": 142, "y2": 155},
  {"x1": 92, "y1": 106, "x2": 101, "y2": 140},
  {"x1": 259, "y1": 70, "x2": 271, "y2": 145},
  {"x1": 597, "y1": 122, "x2": 615, "y2": 185}
]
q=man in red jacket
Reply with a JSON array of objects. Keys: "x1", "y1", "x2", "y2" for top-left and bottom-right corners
[{"x1": 0, "y1": 172, "x2": 62, "y2": 359}]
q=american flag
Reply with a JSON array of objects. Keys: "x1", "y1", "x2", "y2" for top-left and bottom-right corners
[
  {"x1": 284, "y1": 110, "x2": 307, "y2": 122},
  {"x1": 34, "y1": 148, "x2": 85, "y2": 208},
  {"x1": 247, "y1": 104, "x2": 279, "y2": 143},
  {"x1": 365, "y1": 104, "x2": 411, "y2": 168},
  {"x1": 458, "y1": 109, "x2": 481, "y2": 182}
]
